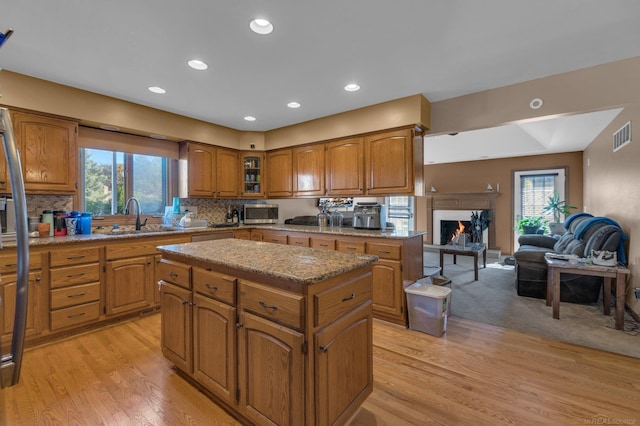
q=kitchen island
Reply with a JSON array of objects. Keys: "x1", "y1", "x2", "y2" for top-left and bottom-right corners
[{"x1": 157, "y1": 239, "x2": 378, "y2": 426}]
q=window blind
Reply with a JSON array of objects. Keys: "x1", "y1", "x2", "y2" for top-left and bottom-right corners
[{"x1": 78, "y1": 126, "x2": 179, "y2": 160}]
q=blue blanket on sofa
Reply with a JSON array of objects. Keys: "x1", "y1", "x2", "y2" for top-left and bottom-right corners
[{"x1": 573, "y1": 216, "x2": 627, "y2": 265}]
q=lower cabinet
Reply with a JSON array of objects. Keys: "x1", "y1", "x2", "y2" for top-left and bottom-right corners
[
  {"x1": 159, "y1": 280, "x2": 192, "y2": 373},
  {"x1": 0, "y1": 271, "x2": 45, "y2": 346},
  {"x1": 105, "y1": 256, "x2": 154, "y2": 316},
  {"x1": 370, "y1": 259, "x2": 403, "y2": 319},
  {"x1": 237, "y1": 311, "x2": 305, "y2": 426}
]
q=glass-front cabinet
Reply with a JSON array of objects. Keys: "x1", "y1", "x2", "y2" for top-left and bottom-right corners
[{"x1": 240, "y1": 152, "x2": 265, "y2": 198}]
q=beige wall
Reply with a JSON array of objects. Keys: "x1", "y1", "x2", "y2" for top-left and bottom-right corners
[
  {"x1": 583, "y1": 105, "x2": 640, "y2": 314},
  {"x1": 421, "y1": 152, "x2": 583, "y2": 254}
]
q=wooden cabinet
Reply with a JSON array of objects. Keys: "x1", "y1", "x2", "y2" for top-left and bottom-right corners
[
  {"x1": 159, "y1": 269, "x2": 192, "y2": 373},
  {"x1": 325, "y1": 137, "x2": 364, "y2": 196},
  {"x1": 266, "y1": 148, "x2": 293, "y2": 197},
  {"x1": 10, "y1": 109, "x2": 78, "y2": 194},
  {"x1": 315, "y1": 302, "x2": 373, "y2": 426},
  {"x1": 0, "y1": 271, "x2": 45, "y2": 347},
  {"x1": 0, "y1": 150, "x2": 9, "y2": 193},
  {"x1": 293, "y1": 144, "x2": 325, "y2": 197},
  {"x1": 237, "y1": 311, "x2": 305, "y2": 426},
  {"x1": 260, "y1": 230, "x2": 288, "y2": 245},
  {"x1": 241, "y1": 152, "x2": 266, "y2": 198},
  {"x1": 233, "y1": 229, "x2": 251, "y2": 240},
  {"x1": 49, "y1": 246, "x2": 101, "y2": 330},
  {"x1": 105, "y1": 255, "x2": 154, "y2": 316},
  {"x1": 179, "y1": 142, "x2": 239, "y2": 198}
]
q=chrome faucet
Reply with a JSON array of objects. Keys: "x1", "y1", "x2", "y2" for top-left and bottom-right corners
[{"x1": 124, "y1": 197, "x2": 147, "y2": 230}]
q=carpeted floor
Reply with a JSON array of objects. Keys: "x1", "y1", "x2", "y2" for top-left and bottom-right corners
[{"x1": 423, "y1": 249, "x2": 640, "y2": 359}]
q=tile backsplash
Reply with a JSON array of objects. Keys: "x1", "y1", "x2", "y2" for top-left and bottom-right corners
[{"x1": 26, "y1": 194, "x2": 74, "y2": 218}]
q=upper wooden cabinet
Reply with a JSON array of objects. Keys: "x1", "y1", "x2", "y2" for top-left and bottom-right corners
[
  {"x1": 365, "y1": 128, "x2": 422, "y2": 196},
  {"x1": 292, "y1": 144, "x2": 325, "y2": 197},
  {"x1": 179, "y1": 142, "x2": 239, "y2": 198},
  {"x1": 240, "y1": 152, "x2": 266, "y2": 198},
  {"x1": 265, "y1": 148, "x2": 293, "y2": 198},
  {"x1": 325, "y1": 137, "x2": 364, "y2": 196},
  {"x1": 10, "y1": 110, "x2": 78, "y2": 194}
]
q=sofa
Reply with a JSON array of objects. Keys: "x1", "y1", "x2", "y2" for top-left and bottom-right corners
[{"x1": 513, "y1": 213, "x2": 626, "y2": 303}]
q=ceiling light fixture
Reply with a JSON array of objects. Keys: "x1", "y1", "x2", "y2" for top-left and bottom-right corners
[
  {"x1": 244, "y1": 116, "x2": 256, "y2": 122},
  {"x1": 287, "y1": 101, "x2": 301, "y2": 109},
  {"x1": 344, "y1": 83, "x2": 360, "y2": 92},
  {"x1": 187, "y1": 59, "x2": 208, "y2": 70},
  {"x1": 148, "y1": 86, "x2": 166, "y2": 94},
  {"x1": 529, "y1": 97, "x2": 543, "y2": 110},
  {"x1": 149, "y1": 134, "x2": 167, "y2": 140},
  {"x1": 250, "y1": 18, "x2": 273, "y2": 35},
  {"x1": 100, "y1": 124, "x2": 120, "y2": 131}
]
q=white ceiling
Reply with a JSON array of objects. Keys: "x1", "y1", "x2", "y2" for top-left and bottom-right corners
[{"x1": 2, "y1": 1, "x2": 640, "y2": 161}]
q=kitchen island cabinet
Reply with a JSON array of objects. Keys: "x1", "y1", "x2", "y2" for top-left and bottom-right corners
[{"x1": 157, "y1": 239, "x2": 377, "y2": 426}]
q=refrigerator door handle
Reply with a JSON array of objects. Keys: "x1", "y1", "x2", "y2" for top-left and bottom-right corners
[{"x1": 0, "y1": 107, "x2": 30, "y2": 388}]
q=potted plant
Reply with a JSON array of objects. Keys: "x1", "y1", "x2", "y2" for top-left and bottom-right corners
[
  {"x1": 542, "y1": 192, "x2": 577, "y2": 224},
  {"x1": 516, "y1": 216, "x2": 548, "y2": 235}
]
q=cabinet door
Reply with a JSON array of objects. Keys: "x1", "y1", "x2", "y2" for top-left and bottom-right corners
[
  {"x1": 293, "y1": 144, "x2": 325, "y2": 196},
  {"x1": 216, "y1": 147, "x2": 239, "y2": 197},
  {"x1": 193, "y1": 294, "x2": 237, "y2": 406},
  {"x1": 364, "y1": 129, "x2": 413, "y2": 195},
  {"x1": 160, "y1": 281, "x2": 193, "y2": 373},
  {"x1": 237, "y1": 311, "x2": 304, "y2": 426},
  {"x1": 315, "y1": 301, "x2": 373, "y2": 426},
  {"x1": 153, "y1": 254, "x2": 162, "y2": 305},
  {"x1": 11, "y1": 111, "x2": 78, "y2": 193},
  {"x1": 325, "y1": 137, "x2": 364, "y2": 196},
  {"x1": 185, "y1": 143, "x2": 216, "y2": 197},
  {"x1": 240, "y1": 152, "x2": 265, "y2": 198},
  {"x1": 105, "y1": 256, "x2": 153, "y2": 316},
  {"x1": 371, "y1": 259, "x2": 404, "y2": 321},
  {"x1": 266, "y1": 149, "x2": 293, "y2": 197},
  {"x1": 0, "y1": 271, "x2": 45, "y2": 347},
  {"x1": 0, "y1": 152, "x2": 9, "y2": 193}
]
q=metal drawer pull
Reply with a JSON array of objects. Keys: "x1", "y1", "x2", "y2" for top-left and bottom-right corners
[
  {"x1": 206, "y1": 284, "x2": 218, "y2": 292},
  {"x1": 295, "y1": 241, "x2": 303, "y2": 245},
  {"x1": 67, "y1": 292, "x2": 86, "y2": 298},
  {"x1": 5, "y1": 263, "x2": 16, "y2": 267},
  {"x1": 67, "y1": 255, "x2": 86, "y2": 259},
  {"x1": 169, "y1": 272, "x2": 178, "y2": 277},
  {"x1": 66, "y1": 273, "x2": 85, "y2": 278},
  {"x1": 319, "y1": 345, "x2": 329, "y2": 353},
  {"x1": 259, "y1": 301, "x2": 278, "y2": 311},
  {"x1": 342, "y1": 293, "x2": 356, "y2": 302},
  {"x1": 378, "y1": 250, "x2": 391, "y2": 254},
  {"x1": 346, "y1": 246, "x2": 357, "y2": 250},
  {"x1": 319, "y1": 244, "x2": 328, "y2": 247},
  {"x1": 67, "y1": 312, "x2": 86, "y2": 319}
]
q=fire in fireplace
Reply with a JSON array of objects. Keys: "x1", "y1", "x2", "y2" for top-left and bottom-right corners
[{"x1": 441, "y1": 220, "x2": 472, "y2": 245}]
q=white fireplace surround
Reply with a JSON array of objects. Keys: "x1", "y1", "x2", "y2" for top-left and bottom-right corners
[{"x1": 433, "y1": 210, "x2": 489, "y2": 245}]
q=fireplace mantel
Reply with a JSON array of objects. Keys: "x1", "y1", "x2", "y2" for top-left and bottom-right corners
[{"x1": 425, "y1": 192, "x2": 500, "y2": 249}]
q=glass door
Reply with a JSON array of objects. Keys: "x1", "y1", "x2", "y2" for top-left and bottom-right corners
[{"x1": 242, "y1": 154, "x2": 264, "y2": 197}]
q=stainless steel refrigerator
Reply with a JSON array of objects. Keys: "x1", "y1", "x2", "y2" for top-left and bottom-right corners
[{"x1": 0, "y1": 105, "x2": 31, "y2": 387}]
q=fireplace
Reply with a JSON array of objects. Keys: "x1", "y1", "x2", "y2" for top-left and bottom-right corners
[
  {"x1": 441, "y1": 219, "x2": 472, "y2": 245},
  {"x1": 433, "y1": 210, "x2": 487, "y2": 245},
  {"x1": 425, "y1": 192, "x2": 498, "y2": 249}
]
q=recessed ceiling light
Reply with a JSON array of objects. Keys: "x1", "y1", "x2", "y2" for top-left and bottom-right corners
[
  {"x1": 529, "y1": 97, "x2": 543, "y2": 110},
  {"x1": 148, "y1": 86, "x2": 166, "y2": 94},
  {"x1": 250, "y1": 18, "x2": 273, "y2": 35},
  {"x1": 150, "y1": 134, "x2": 166, "y2": 140},
  {"x1": 244, "y1": 116, "x2": 256, "y2": 122},
  {"x1": 287, "y1": 102, "x2": 301, "y2": 109},
  {"x1": 100, "y1": 124, "x2": 120, "y2": 131},
  {"x1": 344, "y1": 83, "x2": 360, "y2": 92},
  {"x1": 187, "y1": 59, "x2": 208, "y2": 70}
]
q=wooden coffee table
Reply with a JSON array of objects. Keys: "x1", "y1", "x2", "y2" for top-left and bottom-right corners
[{"x1": 439, "y1": 243, "x2": 487, "y2": 281}]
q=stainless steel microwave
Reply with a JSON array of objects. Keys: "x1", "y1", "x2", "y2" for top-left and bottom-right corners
[{"x1": 243, "y1": 204, "x2": 279, "y2": 224}]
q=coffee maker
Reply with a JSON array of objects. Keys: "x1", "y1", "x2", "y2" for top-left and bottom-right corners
[{"x1": 353, "y1": 202, "x2": 387, "y2": 230}]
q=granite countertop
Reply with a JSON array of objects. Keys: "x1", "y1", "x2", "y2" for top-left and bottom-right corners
[
  {"x1": 253, "y1": 224, "x2": 426, "y2": 239},
  {"x1": 158, "y1": 239, "x2": 378, "y2": 285}
]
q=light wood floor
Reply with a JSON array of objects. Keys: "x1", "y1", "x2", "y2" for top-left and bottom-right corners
[{"x1": 2, "y1": 313, "x2": 639, "y2": 425}]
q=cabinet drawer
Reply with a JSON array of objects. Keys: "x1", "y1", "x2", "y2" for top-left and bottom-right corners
[
  {"x1": 366, "y1": 242, "x2": 401, "y2": 260},
  {"x1": 50, "y1": 263, "x2": 100, "y2": 289},
  {"x1": 262, "y1": 233, "x2": 287, "y2": 244},
  {"x1": 157, "y1": 259, "x2": 191, "y2": 289},
  {"x1": 50, "y1": 282, "x2": 100, "y2": 310},
  {"x1": 193, "y1": 267, "x2": 236, "y2": 305},
  {"x1": 0, "y1": 252, "x2": 43, "y2": 273},
  {"x1": 310, "y1": 237, "x2": 336, "y2": 251},
  {"x1": 288, "y1": 236, "x2": 310, "y2": 247},
  {"x1": 336, "y1": 239, "x2": 366, "y2": 254},
  {"x1": 50, "y1": 247, "x2": 100, "y2": 267},
  {"x1": 240, "y1": 281, "x2": 304, "y2": 330},
  {"x1": 50, "y1": 301, "x2": 100, "y2": 330},
  {"x1": 314, "y1": 273, "x2": 372, "y2": 326}
]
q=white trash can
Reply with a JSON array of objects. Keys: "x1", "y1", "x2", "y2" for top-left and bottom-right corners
[
  {"x1": 415, "y1": 275, "x2": 452, "y2": 316},
  {"x1": 404, "y1": 281, "x2": 451, "y2": 337}
]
